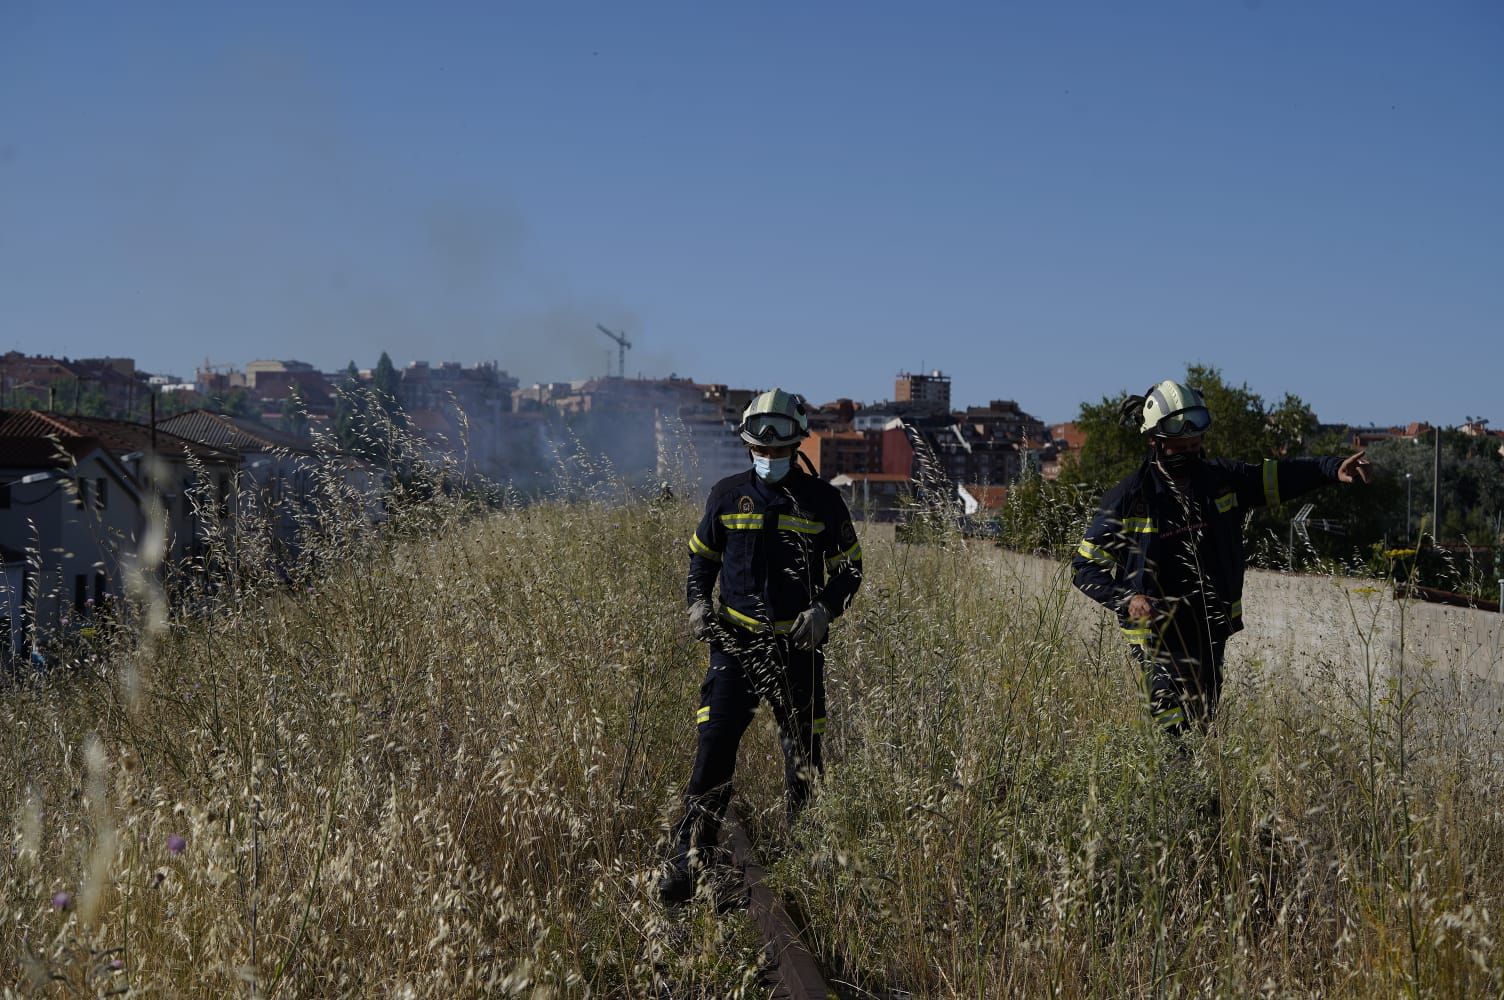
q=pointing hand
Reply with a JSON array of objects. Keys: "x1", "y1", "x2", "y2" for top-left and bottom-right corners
[{"x1": 1338, "y1": 451, "x2": 1373, "y2": 485}]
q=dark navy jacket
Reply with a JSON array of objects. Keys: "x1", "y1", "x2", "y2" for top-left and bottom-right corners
[
  {"x1": 688, "y1": 468, "x2": 863, "y2": 636},
  {"x1": 1072, "y1": 455, "x2": 1342, "y2": 647}
]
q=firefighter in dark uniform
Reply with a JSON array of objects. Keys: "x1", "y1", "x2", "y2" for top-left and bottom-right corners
[
  {"x1": 659, "y1": 388, "x2": 864, "y2": 905},
  {"x1": 1072, "y1": 380, "x2": 1372, "y2": 739}
]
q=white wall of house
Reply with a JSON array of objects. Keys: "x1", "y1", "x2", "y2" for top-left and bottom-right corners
[
  {"x1": 0, "y1": 453, "x2": 143, "y2": 642},
  {"x1": 123, "y1": 454, "x2": 241, "y2": 570}
]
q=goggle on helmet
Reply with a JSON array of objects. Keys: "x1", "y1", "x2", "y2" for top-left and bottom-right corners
[
  {"x1": 738, "y1": 388, "x2": 810, "y2": 447},
  {"x1": 1140, "y1": 380, "x2": 1212, "y2": 439}
]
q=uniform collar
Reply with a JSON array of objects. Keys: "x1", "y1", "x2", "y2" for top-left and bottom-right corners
[{"x1": 1145, "y1": 455, "x2": 1215, "y2": 498}]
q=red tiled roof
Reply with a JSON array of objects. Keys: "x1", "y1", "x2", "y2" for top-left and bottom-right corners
[
  {"x1": 0, "y1": 411, "x2": 238, "y2": 464},
  {"x1": 157, "y1": 410, "x2": 312, "y2": 454}
]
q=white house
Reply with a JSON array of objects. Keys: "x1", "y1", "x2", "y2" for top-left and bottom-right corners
[
  {"x1": 0, "y1": 411, "x2": 240, "y2": 572},
  {"x1": 0, "y1": 434, "x2": 144, "y2": 656}
]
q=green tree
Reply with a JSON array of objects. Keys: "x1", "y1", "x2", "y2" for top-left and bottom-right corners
[
  {"x1": 281, "y1": 386, "x2": 311, "y2": 438},
  {"x1": 155, "y1": 388, "x2": 199, "y2": 419},
  {"x1": 996, "y1": 468, "x2": 1097, "y2": 557},
  {"x1": 209, "y1": 386, "x2": 260, "y2": 421},
  {"x1": 1310, "y1": 430, "x2": 1503, "y2": 555},
  {"x1": 332, "y1": 362, "x2": 364, "y2": 455},
  {"x1": 372, "y1": 351, "x2": 403, "y2": 419},
  {"x1": 47, "y1": 378, "x2": 110, "y2": 417}
]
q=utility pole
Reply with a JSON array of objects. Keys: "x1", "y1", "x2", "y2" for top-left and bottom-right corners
[
  {"x1": 1405, "y1": 472, "x2": 1412, "y2": 541},
  {"x1": 1433, "y1": 425, "x2": 1442, "y2": 546}
]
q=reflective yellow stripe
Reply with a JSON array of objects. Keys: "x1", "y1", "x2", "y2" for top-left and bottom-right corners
[
  {"x1": 1077, "y1": 539, "x2": 1116, "y2": 567},
  {"x1": 719, "y1": 512, "x2": 765, "y2": 530},
  {"x1": 826, "y1": 540, "x2": 863, "y2": 566},
  {"x1": 779, "y1": 515, "x2": 825, "y2": 535},
  {"x1": 688, "y1": 533, "x2": 722, "y2": 560},
  {"x1": 696, "y1": 706, "x2": 711, "y2": 724},
  {"x1": 1215, "y1": 492, "x2": 1237, "y2": 514},
  {"x1": 1123, "y1": 517, "x2": 1156, "y2": 534},
  {"x1": 812, "y1": 717, "x2": 827, "y2": 735},
  {"x1": 1231, "y1": 599, "x2": 1243, "y2": 618},
  {"x1": 720, "y1": 605, "x2": 798, "y2": 635},
  {"x1": 1120, "y1": 625, "x2": 1151, "y2": 647},
  {"x1": 1262, "y1": 460, "x2": 1280, "y2": 507}
]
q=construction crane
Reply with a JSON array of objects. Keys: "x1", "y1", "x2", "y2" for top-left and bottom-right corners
[{"x1": 596, "y1": 324, "x2": 632, "y2": 378}]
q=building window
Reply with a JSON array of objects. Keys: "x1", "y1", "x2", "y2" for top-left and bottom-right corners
[
  {"x1": 96, "y1": 478, "x2": 107, "y2": 510},
  {"x1": 74, "y1": 575, "x2": 87, "y2": 613},
  {"x1": 94, "y1": 573, "x2": 107, "y2": 606},
  {"x1": 0, "y1": 483, "x2": 9, "y2": 509},
  {"x1": 73, "y1": 479, "x2": 86, "y2": 509}
]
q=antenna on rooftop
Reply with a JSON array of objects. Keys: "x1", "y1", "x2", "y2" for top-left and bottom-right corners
[{"x1": 596, "y1": 324, "x2": 632, "y2": 378}]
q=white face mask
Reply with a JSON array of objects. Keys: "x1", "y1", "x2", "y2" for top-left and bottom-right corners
[{"x1": 753, "y1": 454, "x2": 792, "y2": 483}]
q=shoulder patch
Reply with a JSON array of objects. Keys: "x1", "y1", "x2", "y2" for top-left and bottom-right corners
[
  {"x1": 739, "y1": 495, "x2": 756, "y2": 514},
  {"x1": 840, "y1": 521, "x2": 857, "y2": 546}
]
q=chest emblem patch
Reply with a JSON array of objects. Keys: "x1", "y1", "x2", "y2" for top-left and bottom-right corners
[{"x1": 739, "y1": 496, "x2": 756, "y2": 514}]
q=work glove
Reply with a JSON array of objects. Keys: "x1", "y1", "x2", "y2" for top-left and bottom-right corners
[
  {"x1": 790, "y1": 602, "x2": 830, "y2": 651},
  {"x1": 687, "y1": 600, "x2": 715, "y2": 643}
]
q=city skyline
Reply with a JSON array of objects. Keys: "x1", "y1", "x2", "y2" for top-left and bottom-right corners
[
  {"x1": 3, "y1": 3, "x2": 1499, "y2": 426},
  {"x1": 6, "y1": 346, "x2": 1491, "y2": 442}
]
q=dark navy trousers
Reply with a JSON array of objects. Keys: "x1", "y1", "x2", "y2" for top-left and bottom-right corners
[
  {"x1": 1135, "y1": 603, "x2": 1227, "y2": 738},
  {"x1": 671, "y1": 636, "x2": 825, "y2": 858}
]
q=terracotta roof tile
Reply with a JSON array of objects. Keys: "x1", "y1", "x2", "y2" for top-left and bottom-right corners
[
  {"x1": 0, "y1": 411, "x2": 238, "y2": 463},
  {"x1": 157, "y1": 410, "x2": 312, "y2": 453}
]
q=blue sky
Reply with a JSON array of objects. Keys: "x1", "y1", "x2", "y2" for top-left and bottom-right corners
[{"x1": 2, "y1": 1, "x2": 1499, "y2": 425}]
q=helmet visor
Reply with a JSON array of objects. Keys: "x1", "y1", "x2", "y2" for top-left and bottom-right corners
[
  {"x1": 741, "y1": 412, "x2": 800, "y2": 443},
  {"x1": 1156, "y1": 406, "x2": 1211, "y2": 438}
]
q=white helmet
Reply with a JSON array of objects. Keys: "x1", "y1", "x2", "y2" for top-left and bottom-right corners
[
  {"x1": 1140, "y1": 380, "x2": 1211, "y2": 438},
  {"x1": 738, "y1": 388, "x2": 810, "y2": 447}
]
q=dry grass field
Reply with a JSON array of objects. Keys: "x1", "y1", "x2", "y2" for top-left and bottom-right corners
[{"x1": 4, "y1": 475, "x2": 1503, "y2": 997}]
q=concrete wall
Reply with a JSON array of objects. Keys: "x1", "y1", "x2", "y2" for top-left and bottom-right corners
[
  {"x1": 1237, "y1": 567, "x2": 1504, "y2": 690},
  {"x1": 892, "y1": 529, "x2": 1504, "y2": 699}
]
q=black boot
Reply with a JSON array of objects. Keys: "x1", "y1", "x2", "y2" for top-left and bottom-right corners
[
  {"x1": 659, "y1": 787, "x2": 730, "y2": 906},
  {"x1": 658, "y1": 856, "x2": 696, "y2": 905}
]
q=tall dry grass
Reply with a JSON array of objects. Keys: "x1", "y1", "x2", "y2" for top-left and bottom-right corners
[
  {"x1": 772, "y1": 530, "x2": 1504, "y2": 998},
  {"x1": 4, "y1": 455, "x2": 1503, "y2": 997},
  {"x1": 3, "y1": 469, "x2": 772, "y2": 995}
]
